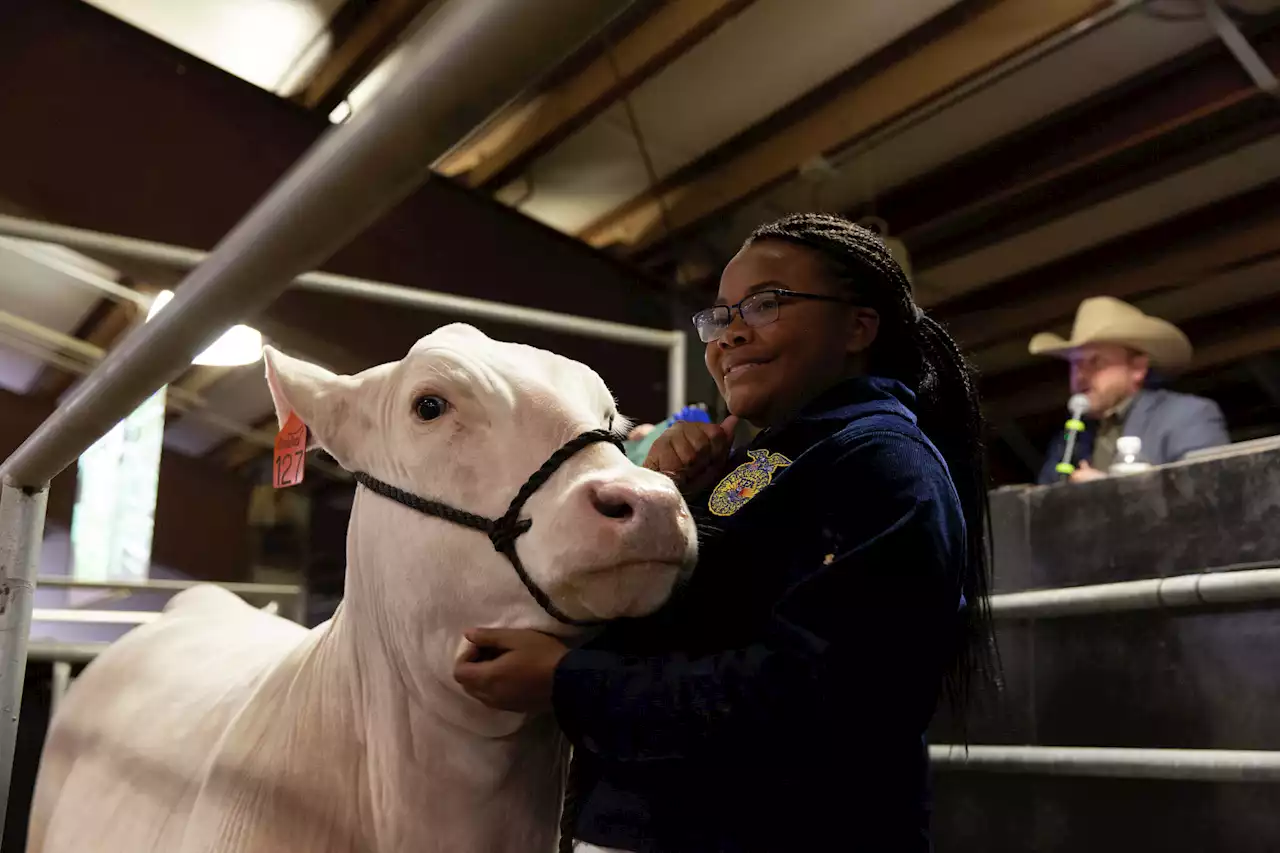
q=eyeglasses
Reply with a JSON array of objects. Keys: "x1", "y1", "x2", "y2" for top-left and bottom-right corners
[{"x1": 691, "y1": 289, "x2": 854, "y2": 344}]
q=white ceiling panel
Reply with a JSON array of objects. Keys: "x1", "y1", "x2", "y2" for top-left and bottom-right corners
[
  {"x1": 83, "y1": 0, "x2": 345, "y2": 95},
  {"x1": 917, "y1": 132, "x2": 1280, "y2": 303},
  {"x1": 512, "y1": 0, "x2": 963, "y2": 233},
  {"x1": 0, "y1": 244, "x2": 106, "y2": 394},
  {"x1": 711, "y1": 8, "x2": 1217, "y2": 256},
  {"x1": 163, "y1": 366, "x2": 277, "y2": 457}
]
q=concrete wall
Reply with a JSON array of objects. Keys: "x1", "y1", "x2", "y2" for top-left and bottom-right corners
[{"x1": 930, "y1": 448, "x2": 1280, "y2": 852}]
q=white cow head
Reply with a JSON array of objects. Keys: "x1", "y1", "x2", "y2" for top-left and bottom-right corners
[{"x1": 264, "y1": 324, "x2": 696, "y2": 699}]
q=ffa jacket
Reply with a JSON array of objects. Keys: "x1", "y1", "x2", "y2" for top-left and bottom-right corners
[{"x1": 553, "y1": 377, "x2": 968, "y2": 853}]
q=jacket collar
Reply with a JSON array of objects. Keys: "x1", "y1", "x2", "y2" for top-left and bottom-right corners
[
  {"x1": 748, "y1": 376, "x2": 918, "y2": 448},
  {"x1": 796, "y1": 375, "x2": 918, "y2": 424}
]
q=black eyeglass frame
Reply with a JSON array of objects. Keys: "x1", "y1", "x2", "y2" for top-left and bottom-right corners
[{"x1": 691, "y1": 288, "x2": 857, "y2": 343}]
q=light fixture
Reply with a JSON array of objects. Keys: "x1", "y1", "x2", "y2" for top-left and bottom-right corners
[
  {"x1": 328, "y1": 100, "x2": 352, "y2": 124},
  {"x1": 146, "y1": 290, "x2": 264, "y2": 367}
]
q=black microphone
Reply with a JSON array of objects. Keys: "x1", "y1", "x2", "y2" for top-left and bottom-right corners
[{"x1": 1055, "y1": 393, "x2": 1090, "y2": 479}]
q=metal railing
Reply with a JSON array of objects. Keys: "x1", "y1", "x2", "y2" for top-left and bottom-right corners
[
  {"x1": 926, "y1": 562, "x2": 1280, "y2": 781},
  {"x1": 0, "y1": 0, "x2": 643, "y2": 827},
  {"x1": 930, "y1": 744, "x2": 1280, "y2": 782},
  {"x1": 988, "y1": 564, "x2": 1280, "y2": 620}
]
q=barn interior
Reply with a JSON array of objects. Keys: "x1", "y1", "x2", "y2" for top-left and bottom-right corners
[{"x1": 1, "y1": 0, "x2": 1279, "y2": 850}]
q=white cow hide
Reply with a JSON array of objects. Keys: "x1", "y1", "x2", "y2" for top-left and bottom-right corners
[{"x1": 27, "y1": 324, "x2": 697, "y2": 853}]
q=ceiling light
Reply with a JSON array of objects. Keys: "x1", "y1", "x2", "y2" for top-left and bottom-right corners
[{"x1": 146, "y1": 290, "x2": 264, "y2": 366}]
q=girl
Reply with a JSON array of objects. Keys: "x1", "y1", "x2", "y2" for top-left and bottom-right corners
[{"x1": 455, "y1": 213, "x2": 994, "y2": 852}]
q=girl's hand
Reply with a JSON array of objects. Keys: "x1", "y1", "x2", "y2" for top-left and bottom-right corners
[
  {"x1": 454, "y1": 628, "x2": 570, "y2": 713},
  {"x1": 643, "y1": 416, "x2": 739, "y2": 494}
]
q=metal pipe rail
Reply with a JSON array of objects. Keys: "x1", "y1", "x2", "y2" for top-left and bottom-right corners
[
  {"x1": 32, "y1": 609, "x2": 161, "y2": 626},
  {"x1": 988, "y1": 566, "x2": 1280, "y2": 619},
  {"x1": 25, "y1": 642, "x2": 108, "y2": 665},
  {"x1": 34, "y1": 577, "x2": 301, "y2": 598},
  {"x1": 0, "y1": 216, "x2": 688, "y2": 409},
  {"x1": 0, "y1": 0, "x2": 638, "y2": 830},
  {"x1": 0, "y1": 213, "x2": 684, "y2": 350},
  {"x1": 930, "y1": 744, "x2": 1280, "y2": 782}
]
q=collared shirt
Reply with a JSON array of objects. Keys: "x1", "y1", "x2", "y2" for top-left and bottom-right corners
[
  {"x1": 553, "y1": 376, "x2": 968, "y2": 853},
  {"x1": 1089, "y1": 394, "x2": 1136, "y2": 472}
]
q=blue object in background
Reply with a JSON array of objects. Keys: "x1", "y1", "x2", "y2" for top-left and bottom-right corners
[
  {"x1": 623, "y1": 403, "x2": 711, "y2": 465},
  {"x1": 671, "y1": 405, "x2": 711, "y2": 425}
]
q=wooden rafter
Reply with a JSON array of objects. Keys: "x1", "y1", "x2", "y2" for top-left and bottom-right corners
[
  {"x1": 436, "y1": 0, "x2": 757, "y2": 191},
  {"x1": 943, "y1": 196, "x2": 1280, "y2": 355},
  {"x1": 971, "y1": 250, "x2": 1280, "y2": 378},
  {"x1": 847, "y1": 27, "x2": 1280, "y2": 255},
  {"x1": 30, "y1": 298, "x2": 140, "y2": 397},
  {"x1": 575, "y1": 0, "x2": 1109, "y2": 254},
  {"x1": 294, "y1": 0, "x2": 438, "y2": 114}
]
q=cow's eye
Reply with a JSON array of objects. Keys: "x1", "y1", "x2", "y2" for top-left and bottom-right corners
[{"x1": 415, "y1": 396, "x2": 448, "y2": 422}]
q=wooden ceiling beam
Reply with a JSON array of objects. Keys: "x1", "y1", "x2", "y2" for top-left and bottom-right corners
[
  {"x1": 850, "y1": 25, "x2": 1280, "y2": 263},
  {"x1": 575, "y1": 0, "x2": 1108, "y2": 255},
  {"x1": 970, "y1": 249, "x2": 1280, "y2": 377},
  {"x1": 937, "y1": 182, "x2": 1280, "y2": 353},
  {"x1": 295, "y1": 0, "x2": 437, "y2": 114},
  {"x1": 29, "y1": 297, "x2": 141, "y2": 397},
  {"x1": 436, "y1": 0, "x2": 754, "y2": 191},
  {"x1": 217, "y1": 415, "x2": 282, "y2": 472}
]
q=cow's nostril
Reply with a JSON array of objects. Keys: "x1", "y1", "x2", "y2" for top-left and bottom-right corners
[{"x1": 590, "y1": 486, "x2": 636, "y2": 521}]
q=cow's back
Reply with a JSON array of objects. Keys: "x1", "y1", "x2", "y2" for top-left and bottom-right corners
[{"x1": 27, "y1": 585, "x2": 311, "y2": 853}]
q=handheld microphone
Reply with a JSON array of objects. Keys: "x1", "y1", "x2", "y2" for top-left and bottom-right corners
[{"x1": 1054, "y1": 393, "x2": 1091, "y2": 479}]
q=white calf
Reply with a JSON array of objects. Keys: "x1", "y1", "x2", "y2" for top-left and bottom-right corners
[{"x1": 27, "y1": 324, "x2": 696, "y2": 853}]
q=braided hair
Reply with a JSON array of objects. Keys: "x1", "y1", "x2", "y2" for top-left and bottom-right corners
[
  {"x1": 744, "y1": 212, "x2": 997, "y2": 713},
  {"x1": 558, "y1": 212, "x2": 997, "y2": 851}
]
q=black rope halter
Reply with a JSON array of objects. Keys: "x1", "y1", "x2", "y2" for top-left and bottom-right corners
[{"x1": 352, "y1": 429, "x2": 623, "y2": 627}]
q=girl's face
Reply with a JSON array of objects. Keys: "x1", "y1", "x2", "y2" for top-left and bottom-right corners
[{"x1": 706, "y1": 241, "x2": 878, "y2": 427}]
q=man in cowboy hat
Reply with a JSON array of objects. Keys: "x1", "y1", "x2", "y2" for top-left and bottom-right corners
[{"x1": 1030, "y1": 296, "x2": 1229, "y2": 485}]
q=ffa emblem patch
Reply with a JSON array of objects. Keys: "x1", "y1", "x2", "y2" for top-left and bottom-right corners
[{"x1": 708, "y1": 449, "x2": 792, "y2": 517}]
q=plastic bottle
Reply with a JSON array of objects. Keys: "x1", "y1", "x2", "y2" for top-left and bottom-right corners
[{"x1": 1108, "y1": 435, "x2": 1152, "y2": 476}]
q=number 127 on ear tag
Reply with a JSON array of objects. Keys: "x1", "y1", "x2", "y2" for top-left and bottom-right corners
[{"x1": 273, "y1": 411, "x2": 308, "y2": 489}]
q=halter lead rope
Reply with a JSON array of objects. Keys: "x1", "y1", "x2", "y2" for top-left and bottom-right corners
[{"x1": 352, "y1": 429, "x2": 623, "y2": 627}]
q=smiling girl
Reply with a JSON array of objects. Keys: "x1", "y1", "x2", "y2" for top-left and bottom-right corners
[{"x1": 455, "y1": 213, "x2": 995, "y2": 853}]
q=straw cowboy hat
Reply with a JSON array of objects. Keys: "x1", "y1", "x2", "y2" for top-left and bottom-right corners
[{"x1": 1028, "y1": 296, "x2": 1193, "y2": 369}]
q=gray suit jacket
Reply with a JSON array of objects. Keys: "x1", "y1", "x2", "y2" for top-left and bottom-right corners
[{"x1": 1037, "y1": 389, "x2": 1230, "y2": 485}]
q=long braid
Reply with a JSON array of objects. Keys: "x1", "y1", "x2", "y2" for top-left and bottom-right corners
[
  {"x1": 743, "y1": 213, "x2": 998, "y2": 716},
  {"x1": 558, "y1": 748, "x2": 582, "y2": 853}
]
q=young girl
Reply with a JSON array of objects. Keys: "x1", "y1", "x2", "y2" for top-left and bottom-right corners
[{"x1": 455, "y1": 213, "x2": 994, "y2": 852}]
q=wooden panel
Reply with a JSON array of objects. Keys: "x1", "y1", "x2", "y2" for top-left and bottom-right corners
[
  {"x1": 295, "y1": 0, "x2": 436, "y2": 113},
  {"x1": 438, "y1": 0, "x2": 757, "y2": 190},
  {"x1": 577, "y1": 0, "x2": 1108, "y2": 253}
]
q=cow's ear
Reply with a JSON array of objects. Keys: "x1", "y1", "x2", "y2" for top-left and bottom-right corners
[{"x1": 263, "y1": 346, "x2": 362, "y2": 470}]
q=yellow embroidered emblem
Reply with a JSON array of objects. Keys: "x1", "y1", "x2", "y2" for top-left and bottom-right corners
[{"x1": 708, "y1": 449, "x2": 792, "y2": 517}]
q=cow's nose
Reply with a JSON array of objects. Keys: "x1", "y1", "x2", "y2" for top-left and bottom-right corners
[{"x1": 586, "y1": 480, "x2": 640, "y2": 522}]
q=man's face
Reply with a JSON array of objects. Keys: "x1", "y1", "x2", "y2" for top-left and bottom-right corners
[{"x1": 1068, "y1": 343, "x2": 1148, "y2": 416}]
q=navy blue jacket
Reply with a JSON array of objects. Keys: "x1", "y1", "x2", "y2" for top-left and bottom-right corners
[
  {"x1": 1036, "y1": 388, "x2": 1229, "y2": 485},
  {"x1": 553, "y1": 377, "x2": 968, "y2": 853}
]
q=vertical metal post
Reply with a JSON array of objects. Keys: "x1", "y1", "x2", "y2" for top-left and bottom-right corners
[
  {"x1": 0, "y1": 479, "x2": 49, "y2": 831},
  {"x1": 667, "y1": 332, "x2": 688, "y2": 417},
  {"x1": 49, "y1": 662, "x2": 72, "y2": 717}
]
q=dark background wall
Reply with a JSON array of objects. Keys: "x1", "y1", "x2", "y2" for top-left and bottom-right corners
[
  {"x1": 928, "y1": 450, "x2": 1280, "y2": 852},
  {"x1": 0, "y1": 387, "x2": 251, "y2": 582}
]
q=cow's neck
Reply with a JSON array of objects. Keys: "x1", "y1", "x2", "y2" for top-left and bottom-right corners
[{"x1": 324, "y1": 603, "x2": 567, "y2": 853}]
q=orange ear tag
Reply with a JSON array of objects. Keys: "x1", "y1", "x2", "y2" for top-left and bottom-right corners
[{"x1": 273, "y1": 411, "x2": 309, "y2": 489}]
